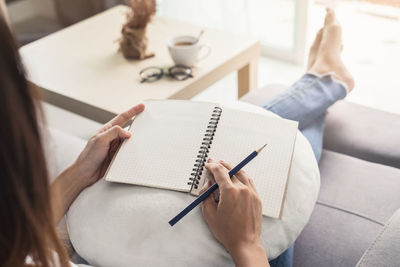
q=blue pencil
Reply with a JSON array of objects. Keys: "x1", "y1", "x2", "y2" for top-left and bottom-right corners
[{"x1": 168, "y1": 144, "x2": 267, "y2": 226}]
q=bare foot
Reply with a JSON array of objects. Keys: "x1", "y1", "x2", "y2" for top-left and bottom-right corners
[{"x1": 309, "y1": 8, "x2": 355, "y2": 91}]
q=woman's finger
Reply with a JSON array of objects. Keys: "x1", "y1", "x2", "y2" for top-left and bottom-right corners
[
  {"x1": 102, "y1": 104, "x2": 145, "y2": 131},
  {"x1": 208, "y1": 159, "x2": 245, "y2": 186},
  {"x1": 218, "y1": 160, "x2": 233, "y2": 170},
  {"x1": 230, "y1": 175, "x2": 243, "y2": 186},
  {"x1": 200, "y1": 179, "x2": 217, "y2": 221},
  {"x1": 199, "y1": 178, "x2": 212, "y2": 194},
  {"x1": 97, "y1": 125, "x2": 131, "y2": 145},
  {"x1": 248, "y1": 178, "x2": 258, "y2": 193},
  {"x1": 204, "y1": 162, "x2": 232, "y2": 190},
  {"x1": 219, "y1": 160, "x2": 251, "y2": 187},
  {"x1": 109, "y1": 139, "x2": 122, "y2": 155}
]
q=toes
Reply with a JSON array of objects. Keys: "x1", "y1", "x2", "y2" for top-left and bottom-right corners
[
  {"x1": 323, "y1": 23, "x2": 342, "y2": 45},
  {"x1": 324, "y1": 8, "x2": 337, "y2": 26},
  {"x1": 321, "y1": 7, "x2": 342, "y2": 50},
  {"x1": 312, "y1": 28, "x2": 323, "y2": 48},
  {"x1": 308, "y1": 28, "x2": 324, "y2": 69},
  {"x1": 310, "y1": 28, "x2": 324, "y2": 54}
]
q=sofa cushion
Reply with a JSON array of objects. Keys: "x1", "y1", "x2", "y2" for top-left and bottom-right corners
[
  {"x1": 318, "y1": 150, "x2": 400, "y2": 224},
  {"x1": 294, "y1": 204, "x2": 382, "y2": 267},
  {"x1": 324, "y1": 101, "x2": 400, "y2": 168},
  {"x1": 293, "y1": 150, "x2": 400, "y2": 267},
  {"x1": 240, "y1": 84, "x2": 400, "y2": 168}
]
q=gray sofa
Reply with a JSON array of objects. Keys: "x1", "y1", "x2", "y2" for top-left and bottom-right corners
[
  {"x1": 7, "y1": 0, "x2": 125, "y2": 45},
  {"x1": 241, "y1": 84, "x2": 400, "y2": 267}
]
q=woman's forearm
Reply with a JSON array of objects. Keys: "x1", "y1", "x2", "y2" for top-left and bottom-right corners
[{"x1": 50, "y1": 164, "x2": 89, "y2": 223}]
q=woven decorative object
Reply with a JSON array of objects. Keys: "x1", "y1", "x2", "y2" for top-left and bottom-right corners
[{"x1": 119, "y1": 0, "x2": 156, "y2": 60}]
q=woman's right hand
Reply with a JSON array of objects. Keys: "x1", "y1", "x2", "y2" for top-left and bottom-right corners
[{"x1": 201, "y1": 159, "x2": 270, "y2": 267}]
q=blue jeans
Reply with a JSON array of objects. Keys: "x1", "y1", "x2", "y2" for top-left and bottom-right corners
[{"x1": 263, "y1": 73, "x2": 347, "y2": 267}]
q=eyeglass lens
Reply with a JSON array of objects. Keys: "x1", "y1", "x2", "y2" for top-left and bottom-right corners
[
  {"x1": 169, "y1": 65, "x2": 193, "y2": 81},
  {"x1": 140, "y1": 67, "x2": 163, "y2": 83}
]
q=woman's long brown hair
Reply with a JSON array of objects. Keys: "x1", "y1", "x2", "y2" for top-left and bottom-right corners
[{"x1": 0, "y1": 15, "x2": 69, "y2": 267}]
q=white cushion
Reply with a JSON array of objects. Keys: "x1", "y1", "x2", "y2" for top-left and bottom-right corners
[
  {"x1": 44, "y1": 127, "x2": 86, "y2": 180},
  {"x1": 43, "y1": 126, "x2": 87, "y2": 257},
  {"x1": 66, "y1": 101, "x2": 320, "y2": 266}
]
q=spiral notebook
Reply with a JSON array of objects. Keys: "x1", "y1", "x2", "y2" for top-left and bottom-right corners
[{"x1": 104, "y1": 100, "x2": 298, "y2": 218}]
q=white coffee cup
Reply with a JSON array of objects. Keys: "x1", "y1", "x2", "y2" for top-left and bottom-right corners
[{"x1": 167, "y1": 35, "x2": 211, "y2": 66}]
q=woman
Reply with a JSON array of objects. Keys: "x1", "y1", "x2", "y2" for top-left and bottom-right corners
[
  {"x1": 0, "y1": 5, "x2": 353, "y2": 267},
  {"x1": 0, "y1": 9, "x2": 268, "y2": 267}
]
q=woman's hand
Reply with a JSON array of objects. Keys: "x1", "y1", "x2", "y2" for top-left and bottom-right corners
[
  {"x1": 201, "y1": 159, "x2": 269, "y2": 267},
  {"x1": 51, "y1": 104, "x2": 145, "y2": 223},
  {"x1": 73, "y1": 104, "x2": 145, "y2": 188}
]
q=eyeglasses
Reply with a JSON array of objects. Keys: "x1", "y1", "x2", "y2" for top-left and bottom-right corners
[{"x1": 139, "y1": 65, "x2": 193, "y2": 83}]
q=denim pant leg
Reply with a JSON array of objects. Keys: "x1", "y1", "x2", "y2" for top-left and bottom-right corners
[
  {"x1": 263, "y1": 74, "x2": 347, "y2": 130},
  {"x1": 263, "y1": 73, "x2": 346, "y2": 161},
  {"x1": 263, "y1": 74, "x2": 347, "y2": 267},
  {"x1": 299, "y1": 113, "x2": 326, "y2": 162}
]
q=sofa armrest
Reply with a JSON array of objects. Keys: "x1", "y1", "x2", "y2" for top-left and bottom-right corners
[
  {"x1": 357, "y1": 209, "x2": 400, "y2": 267},
  {"x1": 239, "y1": 84, "x2": 289, "y2": 106},
  {"x1": 324, "y1": 101, "x2": 400, "y2": 168}
]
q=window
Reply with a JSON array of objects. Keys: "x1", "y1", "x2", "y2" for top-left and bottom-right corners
[{"x1": 157, "y1": 0, "x2": 309, "y2": 64}]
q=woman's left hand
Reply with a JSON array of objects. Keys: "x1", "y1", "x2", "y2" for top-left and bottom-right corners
[{"x1": 73, "y1": 104, "x2": 145, "y2": 188}]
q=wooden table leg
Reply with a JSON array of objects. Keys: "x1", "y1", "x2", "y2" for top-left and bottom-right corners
[{"x1": 237, "y1": 57, "x2": 258, "y2": 98}]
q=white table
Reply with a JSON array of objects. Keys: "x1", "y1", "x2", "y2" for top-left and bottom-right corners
[
  {"x1": 66, "y1": 102, "x2": 320, "y2": 266},
  {"x1": 20, "y1": 5, "x2": 260, "y2": 123}
]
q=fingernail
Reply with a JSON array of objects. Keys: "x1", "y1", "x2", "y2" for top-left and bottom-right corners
[
  {"x1": 219, "y1": 160, "x2": 224, "y2": 163},
  {"x1": 207, "y1": 158, "x2": 213, "y2": 162}
]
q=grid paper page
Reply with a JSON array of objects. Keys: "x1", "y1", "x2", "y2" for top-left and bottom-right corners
[
  {"x1": 197, "y1": 108, "x2": 298, "y2": 218},
  {"x1": 105, "y1": 100, "x2": 217, "y2": 192}
]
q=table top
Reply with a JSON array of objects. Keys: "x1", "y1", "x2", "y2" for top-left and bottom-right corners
[
  {"x1": 20, "y1": 5, "x2": 259, "y2": 117},
  {"x1": 66, "y1": 102, "x2": 320, "y2": 266}
]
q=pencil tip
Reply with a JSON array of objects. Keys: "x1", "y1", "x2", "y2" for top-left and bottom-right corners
[{"x1": 256, "y1": 144, "x2": 268, "y2": 154}]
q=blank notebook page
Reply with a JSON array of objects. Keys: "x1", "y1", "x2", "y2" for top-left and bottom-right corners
[
  {"x1": 202, "y1": 108, "x2": 298, "y2": 218},
  {"x1": 105, "y1": 100, "x2": 216, "y2": 191}
]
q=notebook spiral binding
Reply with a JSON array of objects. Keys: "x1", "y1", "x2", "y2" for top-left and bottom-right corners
[{"x1": 188, "y1": 106, "x2": 223, "y2": 190}]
